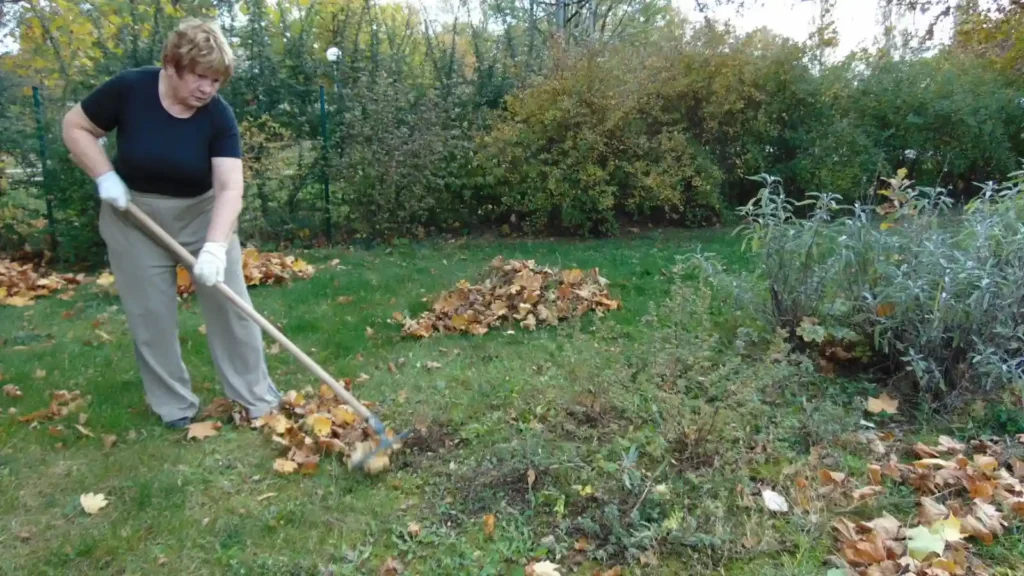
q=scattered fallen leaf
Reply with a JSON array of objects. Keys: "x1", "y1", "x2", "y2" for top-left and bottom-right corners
[
  {"x1": 852, "y1": 486, "x2": 884, "y2": 503},
  {"x1": 929, "y1": 515, "x2": 964, "y2": 543},
  {"x1": 866, "y1": 393, "x2": 899, "y2": 414},
  {"x1": 761, "y1": 489, "x2": 789, "y2": 513},
  {"x1": 80, "y1": 492, "x2": 108, "y2": 514},
  {"x1": 906, "y1": 525, "x2": 945, "y2": 561},
  {"x1": 186, "y1": 420, "x2": 221, "y2": 440},
  {"x1": 407, "y1": 522, "x2": 422, "y2": 537},
  {"x1": 525, "y1": 561, "x2": 562, "y2": 576},
  {"x1": 819, "y1": 469, "x2": 847, "y2": 486},
  {"x1": 102, "y1": 435, "x2": 118, "y2": 449},
  {"x1": 256, "y1": 492, "x2": 276, "y2": 501},
  {"x1": 2, "y1": 384, "x2": 21, "y2": 398},
  {"x1": 273, "y1": 459, "x2": 298, "y2": 474},
  {"x1": 378, "y1": 556, "x2": 403, "y2": 576},
  {"x1": 483, "y1": 513, "x2": 496, "y2": 537}
]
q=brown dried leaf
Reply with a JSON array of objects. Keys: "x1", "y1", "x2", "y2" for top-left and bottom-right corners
[
  {"x1": 378, "y1": 556, "x2": 403, "y2": 576},
  {"x1": 483, "y1": 513, "x2": 496, "y2": 538},
  {"x1": 866, "y1": 393, "x2": 899, "y2": 414},
  {"x1": 186, "y1": 420, "x2": 221, "y2": 440}
]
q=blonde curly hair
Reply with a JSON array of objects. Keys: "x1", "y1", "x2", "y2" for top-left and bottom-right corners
[{"x1": 161, "y1": 17, "x2": 235, "y2": 80}]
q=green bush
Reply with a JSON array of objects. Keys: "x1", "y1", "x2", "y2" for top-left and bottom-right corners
[
  {"x1": 730, "y1": 164, "x2": 1024, "y2": 410},
  {"x1": 328, "y1": 77, "x2": 477, "y2": 241},
  {"x1": 472, "y1": 42, "x2": 727, "y2": 236}
]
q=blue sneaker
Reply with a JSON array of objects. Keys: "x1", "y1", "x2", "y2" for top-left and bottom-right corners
[{"x1": 165, "y1": 416, "x2": 192, "y2": 430}]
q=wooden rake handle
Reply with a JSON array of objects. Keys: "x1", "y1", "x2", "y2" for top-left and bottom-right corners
[{"x1": 123, "y1": 202, "x2": 376, "y2": 425}]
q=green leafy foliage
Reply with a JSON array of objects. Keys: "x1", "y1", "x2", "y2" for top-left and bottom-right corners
[{"x1": 734, "y1": 164, "x2": 1024, "y2": 409}]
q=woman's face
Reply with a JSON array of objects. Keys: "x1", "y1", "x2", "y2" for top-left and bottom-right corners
[{"x1": 167, "y1": 66, "x2": 223, "y2": 108}]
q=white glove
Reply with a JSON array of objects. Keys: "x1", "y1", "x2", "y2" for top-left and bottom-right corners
[
  {"x1": 193, "y1": 242, "x2": 227, "y2": 287},
  {"x1": 95, "y1": 171, "x2": 130, "y2": 210}
]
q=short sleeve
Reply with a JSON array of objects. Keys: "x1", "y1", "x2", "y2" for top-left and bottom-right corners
[
  {"x1": 210, "y1": 99, "x2": 242, "y2": 158},
  {"x1": 80, "y1": 71, "x2": 129, "y2": 132}
]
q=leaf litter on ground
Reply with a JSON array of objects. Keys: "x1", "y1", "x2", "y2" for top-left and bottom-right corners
[
  {"x1": 0, "y1": 258, "x2": 86, "y2": 306},
  {"x1": 188, "y1": 381, "x2": 406, "y2": 476},
  {"x1": 401, "y1": 256, "x2": 620, "y2": 338},
  {"x1": 2, "y1": 246, "x2": 313, "y2": 305},
  {"x1": 174, "y1": 247, "x2": 315, "y2": 296},
  {"x1": 820, "y1": 429, "x2": 1024, "y2": 575}
]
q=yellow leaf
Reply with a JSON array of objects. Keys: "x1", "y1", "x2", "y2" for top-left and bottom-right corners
[
  {"x1": 306, "y1": 413, "x2": 332, "y2": 437},
  {"x1": 273, "y1": 458, "x2": 298, "y2": 474},
  {"x1": 80, "y1": 492, "x2": 109, "y2": 514},
  {"x1": 95, "y1": 272, "x2": 115, "y2": 287},
  {"x1": 330, "y1": 405, "x2": 357, "y2": 426},
  {"x1": 880, "y1": 221, "x2": 895, "y2": 230},
  {"x1": 929, "y1": 515, "x2": 964, "y2": 542},
  {"x1": 3, "y1": 295, "x2": 34, "y2": 307}
]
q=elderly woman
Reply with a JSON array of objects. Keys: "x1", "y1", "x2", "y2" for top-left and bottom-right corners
[{"x1": 61, "y1": 18, "x2": 281, "y2": 429}]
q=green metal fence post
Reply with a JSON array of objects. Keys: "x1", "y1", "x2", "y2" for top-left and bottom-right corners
[
  {"x1": 319, "y1": 83, "x2": 332, "y2": 243},
  {"x1": 32, "y1": 86, "x2": 59, "y2": 257}
]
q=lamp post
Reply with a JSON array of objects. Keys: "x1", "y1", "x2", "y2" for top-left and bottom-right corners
[{"x1": 320, "y1": 46, "x2": 340, "y2": 244}]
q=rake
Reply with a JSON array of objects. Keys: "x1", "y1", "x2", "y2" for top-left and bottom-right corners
[{"x1": 124, "y1": 202, "x2": 410, "y2": 473}]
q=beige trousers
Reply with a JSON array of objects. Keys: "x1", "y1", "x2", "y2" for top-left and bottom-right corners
[{"x1": 98, "y1": 190, "x2": 281, "y2": 423}]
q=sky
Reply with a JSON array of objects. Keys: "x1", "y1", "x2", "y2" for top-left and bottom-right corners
[
  {"x1": 0, "y1": 0, "x2": 958, "y2": 58},
  {"x1": 673, "y1": 0, "x2": 957, "y2": 57}
]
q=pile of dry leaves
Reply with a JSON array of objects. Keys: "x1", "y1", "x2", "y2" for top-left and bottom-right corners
[
  {"x1": 401, "y1": 256, "x2": 620, "y2": 338},
  {"x1": 175, "y1": 247, "x2": 316, "y2": 296},
  {"x1": 815, "y1": 430, "x2": 1024, "y2": 575},
  {"x1": 0, "y1": 259, "x2": 85, "y2": 307},
  {"x1": 192, "y1": 381, "x2": 399, "y2": 475}
]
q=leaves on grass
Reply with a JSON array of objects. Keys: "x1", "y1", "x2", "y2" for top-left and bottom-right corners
[
  {"x1": 826, "y1": 433, "x2": 1024, "y2": 574},
  {"x1": 0, "y1": 259, "x2": 86, "y2": 306},
  {"x1": 3, "y1": 384, "x2": 22, "y2": 398},
  {"x1": 90, "y1": 248, "x2": 315, "y2": 299},
  {"x1": 401, "y1": 256, "x2": 619, "y2": 338},
  {"x1": 246, "y1": 381, "x2": 401, "y2": 477},
  {"x1": 80, "y1": 492, "x2": 108, "y2": 514},
  {"x1": 16, "y1": 389, "x2": 88, "y2": 424}
]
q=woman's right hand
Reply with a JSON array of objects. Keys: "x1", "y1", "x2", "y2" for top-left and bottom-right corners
[{"x1": 95, "y1": 171, "x2": 131, "y2": 210}]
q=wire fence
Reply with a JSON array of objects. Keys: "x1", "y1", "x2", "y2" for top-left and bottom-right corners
[{"x1": 1, "y1": 79, "x2": 343, "y2": 268}]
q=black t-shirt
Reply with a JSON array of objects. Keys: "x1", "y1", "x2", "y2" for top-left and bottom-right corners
[{"x1": 80, "y1": 66, "x2": 241, "y2": 198}]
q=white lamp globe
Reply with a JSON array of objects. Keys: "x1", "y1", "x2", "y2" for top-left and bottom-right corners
[{"x1": 326, "y1": 46, "x2": 341, "y2": 62}]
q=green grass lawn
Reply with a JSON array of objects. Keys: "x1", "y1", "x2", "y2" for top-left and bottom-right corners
[{"x1": 2, "y1": 228, "x2": 1022, "y2": 575}]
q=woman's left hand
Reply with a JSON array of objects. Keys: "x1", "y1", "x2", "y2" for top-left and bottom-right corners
[{"x1": 193, "y1": 241, "x2": 228, "y2": 286}]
